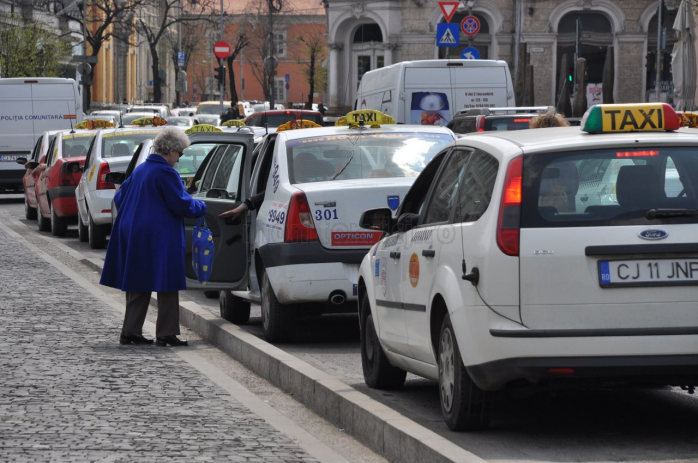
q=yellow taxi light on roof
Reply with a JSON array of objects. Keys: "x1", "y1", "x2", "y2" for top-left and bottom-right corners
[
  {"x1": 130, "y1": 116, "x2": 167, "y2": 127},
  {"x1": 74, "y1": 119, "x2": 115, "y2": 130},
  {"x1": 185, "y1": 124, "x2": 222, "y2": 134},
  {"x1": 221, "y1": 120, "x2": 246, "y2": 128},
  {"x1": 678, "y1": 111, "x2": 698, "y2": 128},
  {"x1": 276, "y1": 120, "x2": 323, "y2": 132},
  {"x1": 335, "y1": 110, "x2": 395, "y2": 128},
  {"x1": 581, "y1": 103, "x2": 680, "y2": 134}
]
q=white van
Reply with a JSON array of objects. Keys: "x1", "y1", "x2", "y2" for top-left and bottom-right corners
[
  {"x1": 0, "y1": 78, "x2": 83, "y2": 190},
  {"x1": 355, "y1": 60, "x2": 514, "y2": 126}
]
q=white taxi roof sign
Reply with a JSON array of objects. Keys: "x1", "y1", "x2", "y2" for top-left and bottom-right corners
[
  {"x1": 335, "y1": 110, "x2": 395, "y2": 128},
  {"x1": 185, "y1": 124, "x2": 222, "y2": 134},
  {"x1": 581, "y1": 103, "x2": 680, "y2": 134},
  {"x1": 276, "y1": 120, "x2": 323, "y2": 132}
]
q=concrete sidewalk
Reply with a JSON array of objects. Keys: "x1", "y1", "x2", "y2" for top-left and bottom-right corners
[{"x1": 0, "y1": 227, "x2": 318, "y2": 463}]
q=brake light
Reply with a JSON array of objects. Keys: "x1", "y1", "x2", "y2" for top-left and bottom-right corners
[
  {"x1": 96, "y1": 162, "x2": 114, "y2": 190},
  {"x1": 284, "y1": 193, "x2": 318, "y2": 243},
  {"x1": 547, "y1": 368, "x2": 574, "y2": 375},
  {"x1": 497, "y1": 156, "x2": 522, "y2": 256},
  {"x1": 514, "y1": 118, "x2": 531, "y2": 123},
  {"x1": 477, "y1": 117, "x2": 486, "y2": 132},
  {"x1": 616, "y1": 150, "x2": 660, "y2": 158}
]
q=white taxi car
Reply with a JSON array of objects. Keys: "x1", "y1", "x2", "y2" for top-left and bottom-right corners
[
  {"x1": 74, "y1": 127, "x2": 163, "y2": 248},
  {"x1": 181, "y1": 111, "x2": 455, "y2": 342},
  {"x1": 356, "y1": 103, "x2": 698, "y2": 431}
]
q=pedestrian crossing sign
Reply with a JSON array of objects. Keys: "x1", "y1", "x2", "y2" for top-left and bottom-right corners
[{"x1": 436, "y1": 23, "x2": 460, "y2": 48}]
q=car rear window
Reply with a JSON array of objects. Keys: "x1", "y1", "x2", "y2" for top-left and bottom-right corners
[
  {"x1": 247, "y1": 114, "x2": 323, "y2": 128},
  {"x1": 521, "y1": 147, "x2": 698, "y2": 228},
  {"x1": 285, "y1": 132, "x2": 454, "y2": 184},
  {"x1": 101, "y1": 131, "x2": 160, "y2": 158},
  {"x1": 485, "y1": 116, "x2": 532, "y2": 131},
  {"x1": 198, "y1": 104, "x2": 224, "y2": 115},
  {"x1": 62, "y1": 133, "x2": 95, "y2": 157}
]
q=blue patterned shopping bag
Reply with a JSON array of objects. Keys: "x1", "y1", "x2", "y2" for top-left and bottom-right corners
[{"x1": 192, "y1": 217, "x2": 214, "y2": 284}]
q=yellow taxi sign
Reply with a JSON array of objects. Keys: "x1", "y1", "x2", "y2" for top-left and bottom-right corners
[
  {"x1": 221, "y1": 120, "x2": 246, "y2": 128},
  {"x1": 130, "y1": 116, "x2": 167, "y2": 127},
  {"x1": 276, "y1": 120, "x2": 323, "y2": 132},
  {"x1": 74, "y1": 119, "x2": 115, "y2": 130},
  {"x1": 678, "y1": 111, "x2": 698, "y2": 128},
  {"x1": 185, "y1": 124, "x2": 222, "y2": 134},
  {"x1": 335, "y1": 110, "x2": 395, "y2": 128},
  {"x1": 581, "y1": 103, "x2": 680, "y2": 134}
]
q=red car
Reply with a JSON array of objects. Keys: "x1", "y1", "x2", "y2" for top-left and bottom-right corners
[
  {"x1": 244, "y1": 110, "x2": 324, "y2": 128},
  {"x1": 35, "y1": 130, "x2": 96, "y2": 236},
  {"x1": 20, "y1": 130, "x2": 61, "y2": 220}
]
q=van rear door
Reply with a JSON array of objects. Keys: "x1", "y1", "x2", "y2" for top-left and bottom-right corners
[{"x1": 519, "y1": 146, "x2": 698, "y2": 331}]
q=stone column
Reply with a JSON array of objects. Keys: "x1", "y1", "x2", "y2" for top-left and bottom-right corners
[
  {"x1": 328, "y1": 42, "x2": 344, "y2": 111},
  {"x1": 521, "y1": 34, "x2": 555, "y2": 106}
]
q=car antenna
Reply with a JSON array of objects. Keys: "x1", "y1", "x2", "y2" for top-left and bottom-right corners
[{"x1": 66, "y1": 102, "x2": 75, "y2": 134}]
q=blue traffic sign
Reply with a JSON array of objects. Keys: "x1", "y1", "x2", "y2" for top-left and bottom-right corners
[
  {"x1": 436, "y1": 23, "x2": 460, "y2": 48},
  {"x1": 284, "y1": 73, "x2": 290, "y2": 83},
  {"x1": 461, "y1": 47, "x2": 480, "y2": 60}
]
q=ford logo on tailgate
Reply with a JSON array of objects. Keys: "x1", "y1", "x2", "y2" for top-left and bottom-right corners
[{"x1": 638, "y1": 229, "x2": 669, "y2": 240}]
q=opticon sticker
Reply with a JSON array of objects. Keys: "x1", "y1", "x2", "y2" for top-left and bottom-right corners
[{"x1": 331, "y1": 231, "x2": 382, "y2": 246}]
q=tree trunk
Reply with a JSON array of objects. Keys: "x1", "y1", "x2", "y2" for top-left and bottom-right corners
[
  {"x1": 150, "y1": 44, "x2": 161, "y2": 103},
  {"x1": 305, "y1": 53, "x2": 315, "y2": 110},
  {"x1": 602, "y1": 46, "x2": 614, "y2": 104},
  {"x1": 227, "y1": 56, "x2": 239, "y2": 105},
  {"x1": 523, "y1": 64, "x2": 534, "y2": 106},
  {"x1": 514, "y1": 43, "x2": 526, "y2": 106},
  {"x1": 572, "y1": 58, "x2": 587, "y2": 117}
]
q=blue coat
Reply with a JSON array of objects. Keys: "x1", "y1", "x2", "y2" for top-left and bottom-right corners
[{"x1": 100, "y1": 154, "x2": 206, "y2": 292}]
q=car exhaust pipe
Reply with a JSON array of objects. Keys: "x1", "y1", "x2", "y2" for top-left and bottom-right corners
[{"x1": 329, "y1": 290, "x2": 346, "y2": 305}]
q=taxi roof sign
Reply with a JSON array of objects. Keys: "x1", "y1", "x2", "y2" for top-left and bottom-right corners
[
  {"x1": 184, "y1": 124, "x2": 222, "y2": 134},
  {"x1": 221, "y1": 120, "x2": 246, "y2": 128},
  {"x1": 335, "y1": 110, "x2": 395, "y2": 128},
  {"x1": 74, "y1": 119, "x2": 115, "y2": 130},
  {"x1": 130, "y1": 116, "x2": 167, "y2": 127},
  {"x1": 276, "y1": 120, "x2": 323, "y2": 132},
  {"x1": 581, "y1": 103, "x2": 680, "y2": 134}
]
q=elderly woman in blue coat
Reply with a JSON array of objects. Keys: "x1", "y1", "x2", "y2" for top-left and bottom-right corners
[{"x1": 101, "y1": 127, "x2": 206, "y2": 347}]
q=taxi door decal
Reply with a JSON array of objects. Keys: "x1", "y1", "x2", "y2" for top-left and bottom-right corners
[
  {"x1": 88, "y1": 165, "x2": 96, "y2": 182},
  {"x1": 409, "y1": 253, "x2": 420, "y2": 287}
]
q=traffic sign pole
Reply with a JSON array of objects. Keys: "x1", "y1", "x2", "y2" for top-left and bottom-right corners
[{"x1": 213, "y1": 41, "x2": 231, "y2": 110}]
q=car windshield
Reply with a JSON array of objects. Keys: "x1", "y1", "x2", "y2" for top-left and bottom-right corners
[
  {"x1": 198, "y1": 104, "x2": 224, "y2": 115},
  {"x1": 177, "y1": 143, "x2": 216, "y2": 176},
  {"x1": 101, "y1": 131, "x2": 160, "y2": 158},
  {"x1": 166, "y1": 117, "x2": 194, "y2": 127},
  {"x1": 197, "y1": 116, "x2": 220, "y2": 125},
  {"x1": 247, "y1": 113, "x2": 323, "y2": 128},
  {"x1": 522, "y1": 147, "x2": 698, "y2": 227},
  {"x1": 285, "y1": 132, "x2": 454, "y2": 184},
  {"x1": 62, "y1": 133, "x2": 95, "y2": 157},
  {"x1": 484, "y1": 116, "x2": 534, "y2": 131}
]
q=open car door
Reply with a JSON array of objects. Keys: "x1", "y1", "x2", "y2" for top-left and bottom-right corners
[{"x1": 184, "y1": 132, "x2": 254, "y2": 290}]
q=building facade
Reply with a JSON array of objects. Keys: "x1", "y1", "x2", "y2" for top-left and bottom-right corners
[{"x1": 325, "y1": 0, "x2": 686, "y2": 112}]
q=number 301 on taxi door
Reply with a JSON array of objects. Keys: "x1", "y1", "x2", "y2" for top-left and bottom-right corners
[{"x1": 315, "y1": 209, "x2": 339, "y2": 221}]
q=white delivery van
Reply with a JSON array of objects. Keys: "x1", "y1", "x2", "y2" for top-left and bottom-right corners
[
  {"x1": 0, "y1": 78, "x2": 83, "y2": 190},
  {"x1": 355, "y1": 60, "x2": 514, "y2": 126}
]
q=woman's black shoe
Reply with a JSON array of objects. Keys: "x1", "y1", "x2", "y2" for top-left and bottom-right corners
[
  {"x1": 155, "y1": 335, "x2": 188, "y2": 347},
  {"x1": 120, "y1": 332, "x2": 154, "y2": 345}
]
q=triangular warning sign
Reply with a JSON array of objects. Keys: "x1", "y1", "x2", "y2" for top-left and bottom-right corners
[
  {"x1": 439, "y1": 1, "x2": 460, "y2": 23},
  {"x1": 439, "y1": 28, "x2": 457, "y2": 44}
]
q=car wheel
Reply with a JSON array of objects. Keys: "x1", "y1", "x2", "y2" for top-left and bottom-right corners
[
  {"x1": 439, "y1": 314, "x2": 493, "y2": 431},
  {"x1": 220, "y1": 290, "x2": 251, "y2": 325},
  {"x1": 37, "y1": 203, "x2": 51, "y2": 232},
  {"x1": 25, "y1": 197, "x2": 37, "y2": 220},
  {"x1": 204, "y1": 290, "x2": 219, "y2": 299},
  {"x1": 88, "y1": 213, "x2": 107, "y2": 249},
  {"x1": 50, "y1": 203, "x2": 67, "y2": 237},
  {"x1": 261, "y1": 271, "x2": 296, "y2": 343},
  {"x1": 360, "y1": 293, "x2": 407, "y2": 389},
  {"x1": 77, "y1": 214, "x2": 88, "y2": 242}
]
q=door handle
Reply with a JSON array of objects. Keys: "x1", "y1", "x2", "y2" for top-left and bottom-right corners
[
  {"x1": 580, "y1": 195, "x2": 589, "y2": 202},
  {"x1": 389, "y1": 251, "x2": 401, "y2": 259},
  {"x1": 422, "y1": 249, "x2": 436, "y2": 258}
]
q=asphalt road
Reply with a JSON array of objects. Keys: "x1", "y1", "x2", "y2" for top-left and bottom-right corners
[{"x1": 3, "y1": 192, "x2": 698, "y2": 463}]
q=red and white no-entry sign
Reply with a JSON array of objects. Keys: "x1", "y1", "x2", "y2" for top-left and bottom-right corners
[{"x1": 213, "y1": 41, "x2": 231, "y2": 59}]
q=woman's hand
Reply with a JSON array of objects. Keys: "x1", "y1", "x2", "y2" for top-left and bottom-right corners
[{"x1": 218, "y1": 203, "x2": 248, "y2": 220}]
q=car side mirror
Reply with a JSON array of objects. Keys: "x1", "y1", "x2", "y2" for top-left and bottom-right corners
[
  {"x1": 24, "y1": 161, "x2": 39, "y2": 170},
  {"x1": 65, "y1": 161, "x2": 83, "y2": 173},
  {"x1": 396, "y1": 213, "x2": 419, "y2": 233},
  {"x1": 205, "y1": 188, "x2": 230, "y2": 199},
  {"x1": 104, "y1": 172, "x2": 126, "y2": 184},
  {"x1": 360, "y1": 208, "x2": 393, "y2": 234},
  {"x1": 16, "y1": 157, "x2": 27, "y2": 165}
]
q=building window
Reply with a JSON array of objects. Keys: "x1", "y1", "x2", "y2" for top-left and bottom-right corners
[
  {"x1": 274, "y1": 31, "x2": 286, "y2": 57},
  {"x1": 274, "y1": 77, "x2": 286, "y2": 102}
]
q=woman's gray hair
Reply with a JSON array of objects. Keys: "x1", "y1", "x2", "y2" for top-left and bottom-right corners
[{"x1": 153, "y1": 127, "x2": 190, "y2": 155}]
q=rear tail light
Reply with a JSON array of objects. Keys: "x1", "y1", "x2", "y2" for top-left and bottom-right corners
[
  {"x1": 96, "y1": 162, "x2": 114, "y2": 190},
  {"x1": 497, "y1": 155, "x2": 522, "y2": 256},
  {"x1": 477, "y1": 117, "x2": 486, "y2": 132},
  {"x1": 284, "y1": 192, "x2": 318, "y2": 243}
]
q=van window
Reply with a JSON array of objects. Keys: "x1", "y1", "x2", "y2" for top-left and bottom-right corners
[{"x1": 522, "y1": 147, "x2": 698, "y2": 227}]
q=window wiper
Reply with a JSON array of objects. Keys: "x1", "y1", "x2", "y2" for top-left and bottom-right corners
[
  {"x1": 332, "y1": 149, "x2": 356, "y2": 180},
  {"x1": 646, "y1": 208, "x2": 698, "y2": 219}
]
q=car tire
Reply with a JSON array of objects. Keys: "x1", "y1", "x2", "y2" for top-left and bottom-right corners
[
  {"x1": 360, "y1": 294, "x2": 407, "y2": 389},
  {"x1": 261, "y1": 271, "x2": 296, "y2": 343},
  {"x1": 25, "y1": 197, "x2": 37, "y2": 220},
  {"x1": 220, "y1": 290, "x2": 251, "y2": 325},
  {"x1": 37, "y1": 203, "x2": 51, "y2": 232},
  {"x1": 50, "y1": 204, "x2": 67, "y2": 237},
  {"x1": 88, "y1": 213, "x2": 107, "y2": 249},
  {"x1": 203, "y1": 290, "x2": 219, "y2": 299},
  {"x1": 77, "y1": 214, "x2": 88, "y2": 242},
  {"x1": 438, "y1": 313, "x2": 493, "y2": 431}
]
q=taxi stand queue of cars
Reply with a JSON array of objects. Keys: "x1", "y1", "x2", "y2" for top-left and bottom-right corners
[{"x1": 14, "y1": 104, "x2": 698, "y2": 433}]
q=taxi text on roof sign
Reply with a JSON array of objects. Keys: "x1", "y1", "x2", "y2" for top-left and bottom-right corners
[
  {"x1": 276, "y1": 120, "x2": 323, "y2": 132},
  {"x1": 185, "y1": 124, "x2": 222, "y2": 134},
  {"x1": 221, "y1": 120, "x2": 246, "y2": 128},
  {"x1": 74, "y1": 119, "x2": 115, "y2": 130},
  {"x1": 335, "y1": 110, "x2": 395, "y2": 128},
  {"x1": 581, "y1": 103, "x2": 680, "y2": 134},
  {"x1": 130, "y1": 116, "x2": 167, "y2": 127}
]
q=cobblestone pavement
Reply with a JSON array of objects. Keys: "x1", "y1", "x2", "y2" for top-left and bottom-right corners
[{"x1": 0, "y1": 228, "x2": 318, "y2": 463}]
